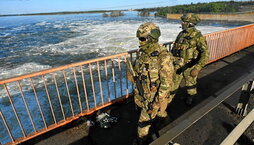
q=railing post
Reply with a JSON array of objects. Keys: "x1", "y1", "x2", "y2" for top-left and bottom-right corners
[
  {"x1": 89, "y1": 63, "x2": 97, "y2": 107},
  {"x1": 80, "y1": 66, "x2": 90, "y2": 111},
  {"x1": 111, "y1": 59, "x2": 117, "y2": 99},
  {"x1": 221, "y1": 108, "x2": 254, "y2": 145},
  {"x1": 17, "y1": 81, "x2": 37, "y2": 132},
  {"x1": 104, "y1": 60, "x2": 111, "y2": 102},
  {"x1": 117, "y1": 57, "x2": 123, "y2": 97},
  {"x1": 97, "y1": 61, "x2": 104, "y2": 105},
  {"x1": 0, "y1": 108, "x2": 15, "y2": 143},
  {"x1": 4, "y1": 84, "x2": 26, "y2": 137},
  {"x1": 235, "y1": 80, "x2": 254, "y2": 116},
  {"x1": 73, "y1": 67, "x2": 83, "y2": 113},
  {"x1": 62, "y1": 71, "x2": 75, "y2": 116}
]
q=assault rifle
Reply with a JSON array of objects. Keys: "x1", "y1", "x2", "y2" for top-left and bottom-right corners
[
  {"x1": 126, "y1": 60, "x2": 153, "y2": 112},
  {"x1": 176, "y1": 59, "x2": 197, "y2": 74}
]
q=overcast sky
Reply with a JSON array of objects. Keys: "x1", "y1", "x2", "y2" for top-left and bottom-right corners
[{"x1": 0, "y1": 0, "x2": 245, "y2": 15}]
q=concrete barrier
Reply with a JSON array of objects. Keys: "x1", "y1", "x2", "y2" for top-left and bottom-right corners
[{"x1": 167, "y1": 12, "x2": 254, "y2": 22}]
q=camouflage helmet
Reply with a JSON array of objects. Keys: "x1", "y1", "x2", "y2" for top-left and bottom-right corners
[
  {"x1": 136, "y1": 22, "x2": 161, "y2": 40},
  {"x1": 181, "y1": 13, "x2": 200, "y2": 25}
]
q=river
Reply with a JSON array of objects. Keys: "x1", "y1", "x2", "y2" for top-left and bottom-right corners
[{"x1": 0, "y1": 11, "x2": 250, "y2": 80}]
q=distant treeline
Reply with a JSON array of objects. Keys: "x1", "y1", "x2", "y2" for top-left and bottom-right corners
[
  {"x1": 0, "y1": 10, "x2": 113, "y2": 17},
  {"x1": 102, "y1": 11, "x2": 124, "y2": 17},
  {"x1": 136, "y1": 1, "x2": 254, "y2": 17}
]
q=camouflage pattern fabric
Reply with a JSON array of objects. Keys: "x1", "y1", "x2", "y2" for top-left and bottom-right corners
[
  {"x1": 171, "y1": 25, "x2": 209, "y2": 97},
  {"x1": 127, "y1": 22, "x2": 174, "y2": 139},
  {"x1": 132, "y1": 44, "x2": 174, "y2": 138}
]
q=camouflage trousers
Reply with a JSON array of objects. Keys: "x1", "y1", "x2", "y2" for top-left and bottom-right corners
[
  {"x1": 171, "y1": 65, "x2": 198, "y2": 97},
  {"x1": 137, "y1": 102, "x2": 160, "y2": 138},
  {"x1": 134, "y1": 92, "x2": 171, "y2": 137}
]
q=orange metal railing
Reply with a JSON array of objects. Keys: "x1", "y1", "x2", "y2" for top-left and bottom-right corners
[
  {"x1": 205, "y1": 24, "x2": 254, "y2": 63},
  {"x1": 0, "y1": 23, "x2": 254, "y2": 145},
  {"x1": 0, "y1": 52, "x2": 135, "y2": 145}
]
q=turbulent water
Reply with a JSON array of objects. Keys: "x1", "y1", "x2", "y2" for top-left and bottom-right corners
[
  {"x1": 1, "y1": 11, "x2": 249, "y2": 80},
  {"x1": 0, "y1": 11, "x2": 250, "y2": 144}
]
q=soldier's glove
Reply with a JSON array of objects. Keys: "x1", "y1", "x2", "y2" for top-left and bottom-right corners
[{"x1": 190, "y1": 67, "x2": 200, "y2": 77}]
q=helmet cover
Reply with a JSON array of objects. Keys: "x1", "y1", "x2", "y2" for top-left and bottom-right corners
[
  {"x1": 136, "y1": 22, "x2": 161, "y2": 39},
  {"x1": 181, "y1": 13, "x2": 200, "y2": 25}
]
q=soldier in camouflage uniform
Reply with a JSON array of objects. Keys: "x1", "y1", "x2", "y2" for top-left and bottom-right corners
[
  {"x1": 171, "y1": 13, "x2": 209, "y2": 105},
  {"x1": 127, "y1": 22, "x2": 174, "y2": 145}
]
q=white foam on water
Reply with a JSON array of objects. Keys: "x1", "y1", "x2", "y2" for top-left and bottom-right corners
[
  {"x1": 53, "y1": 23, "x2": 65, "y2": 29},
  {"x1": 31, "y1": 20, "x2": 230, "y2": 58},
  {"x1": 0, "y1": 63, "x2": 52, "y2": 99},
  {"x1": 35, "y1": 21, "x2": 50, "y2": 26},
  {"x1": 0, "y1": 32, "x2": 11, "y2": 38},
  {"x1": 0, "y1": 19, "x2": 231, "y2": 99},
  {"x1": 0, "y1": 63, "x2": 51, "y2": 80},
  {"x1": 0, "y1": 18, "x2": 231, "y2": 110},
  {"x1": 11, "y1": 25, "x2": 27, "y2": 31}
]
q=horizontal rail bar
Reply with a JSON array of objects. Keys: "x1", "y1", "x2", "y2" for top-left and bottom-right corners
[
  {"x1": 0, "y1": 52, "x2": 128, "y2": 84},
  {"x1": 220, "y1": 108, "x2": 254, "y2": 145},
  {"x1": 4, "y1": 94, "x2": 130, "y2": 145},
  {"x1": 1, "y1": 24, "x2": 253, "y2": 84},
  {"x1": 205, "y1": 23, "x2": 254, "y2": 36},
  {"x1": 150, "y1": 68, "x2": 254, "y2": 145}
]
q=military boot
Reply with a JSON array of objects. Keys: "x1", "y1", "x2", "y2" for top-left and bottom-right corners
[
  {"x1": 185, "y1": 94, "x2": 196, "y2": 106},
  {"x1": 132, "y1": 136, "x2": 147, "y2": 145},
  {"x1": 156, "y1": 114, "x2": 171, "y2": 129}
]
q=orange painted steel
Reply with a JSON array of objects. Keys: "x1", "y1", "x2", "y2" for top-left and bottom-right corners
[
  {"x1": 0, "y1": 24, "x2": 254, "y2": 145},
  {"x1": 80, "y1": 66, "x2": 90, "y2": 111},
  {"x1": 63, "y1": 71, "x2": 75, "y2": 116},
  {"x1": 3, "y1": 95, "x2": 130, "y2": 145},
  {"x1": 73, "y1": 67, "x2": 83, "y2": 112},
  {"x1": 0, "y1": 52, "x2": 130, "y2": 145},
  {"x1": 30, "y1": 78, "x2": 48, "y2": 128},
  {"x1": 0, "y1": 52, "x2": 128, "y2": 85},
  {"x1": 97, "y1": 61, "x2": 104, "y2": 105},
  {"x1": 111, "y1": 59, "x2": 117, "y2": 99},
  {"x1": 118, "y1": 57, "x2": 123, "y2": 97},
  {"x1": 17, "y1": 81, "x2": 37, "y2": 132},
  {"x1": 4, "y1": 84, "x2": 26, "y2": 137},
  {"x1": 0, "y1": 109, "x2": 14, "y2": 143},
  {"x1": 104, "y1": 60, "x2": 111, "y2": 102},
  {"x1": 42, "y1": 74, "x2": 57, "y2": 123},
  {"x1": 52, "y1": 73, "x2": 66, "y2": 120},
  {"x1": 205, "y1": 23, "x2": 254, "y2": 64}
]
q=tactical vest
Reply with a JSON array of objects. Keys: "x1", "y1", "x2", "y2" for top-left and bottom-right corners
[
  {"x1": 133, "y1": 48, "x2": 167, "y2": 98},
  {"x1": 172, "y1": 29, "x2": 201, "y2": 64}
]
